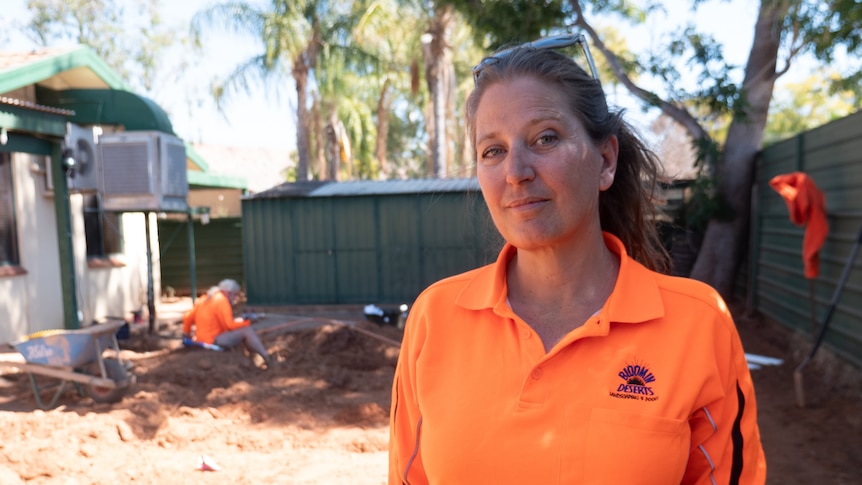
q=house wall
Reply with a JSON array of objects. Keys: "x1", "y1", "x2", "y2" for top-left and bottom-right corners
[
  {"x1": 188, "y1": 188, "x2": 243, "y2": 218},
  {"x1": 0, "y1": 150, "x2": 159, "y2": 343},
  {"x1": 73, "y1": 207, "x2": 156, "y2": 325},
  {"x1": 0, "y1": 152, "x2": 64, "y2": 343}
]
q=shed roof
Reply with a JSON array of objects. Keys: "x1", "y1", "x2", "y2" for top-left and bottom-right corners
[{"x1": 247, "y1": 178, "x2": 481, "y2": 199}]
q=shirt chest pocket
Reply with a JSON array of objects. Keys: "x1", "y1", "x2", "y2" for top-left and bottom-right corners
[{"x1": 563, "y1": 408, "x2": 690, "y2": 484}]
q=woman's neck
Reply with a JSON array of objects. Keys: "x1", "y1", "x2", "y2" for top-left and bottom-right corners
[{"x1": 506, "y1": 234, "x2": 620, "y2": 351}]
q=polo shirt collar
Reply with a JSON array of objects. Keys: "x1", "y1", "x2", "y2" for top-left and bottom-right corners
[{"x1": 455, "y1": 232, "x2": 665, "y2": 324}]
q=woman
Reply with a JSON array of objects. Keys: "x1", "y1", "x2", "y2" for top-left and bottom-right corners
[{"x1": 389, "y1": 35, "x2": 766, "y2": 484}]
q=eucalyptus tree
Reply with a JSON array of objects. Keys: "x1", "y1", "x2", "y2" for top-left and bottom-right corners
[
  {"x1": 442, "y1": 0, "x2": 862, "y2": 298},
  {"x1": 24, "y1": 0, "x2": 177, "y2": 95},
  {"x1": 764, "y1": 71, "x2": 858, "y2": 145}
]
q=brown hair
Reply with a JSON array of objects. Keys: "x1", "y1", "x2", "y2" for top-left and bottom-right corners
[{"x1": 466, "y1": 47, "x2": 670, "y2": 272}]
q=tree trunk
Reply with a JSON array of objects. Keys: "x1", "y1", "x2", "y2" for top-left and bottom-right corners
[
  {"x1": 312, "y1": 94, "x2": 327, "y2": 180},
  {"x1": 423, "y1": 5, "x2": 453, "y2": 178},
  {"x1": 376, "y1": 79, "x2": 391, "y2": 177},
  {"x1": 422, "y1": 37, "x2": 441, "y2": 177},
  {"x1": 689, "y1": 0, "x2": 789, "y2": 299},
  {"x1": 444, "y1": 59, "x2": 458, "y2": 176},
  {"x1": 326, "y1": 109, "x2": 340, "y2": 181},
  {"x1": 293, "y1": 63, "x2": 311, "y2": 181}
]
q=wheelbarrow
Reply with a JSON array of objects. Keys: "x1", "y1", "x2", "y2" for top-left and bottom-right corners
[{"x1": 4, "y1": 320, "x2": 134, "y2": 409}]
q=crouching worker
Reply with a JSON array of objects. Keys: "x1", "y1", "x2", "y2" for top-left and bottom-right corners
[{"x1": 182, "y1": 279, "x2": 273, "y2": 370}]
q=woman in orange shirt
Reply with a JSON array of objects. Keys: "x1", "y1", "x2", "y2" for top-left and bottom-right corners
[{"x1": 389, "y1": 35, "x2": 766, "y2": 484}]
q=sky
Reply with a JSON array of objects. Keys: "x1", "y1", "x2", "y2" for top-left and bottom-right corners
[
  {"x1": 2, "y1": 0, "x2": 293, "y2": 150},
  {"x1": 1, "y1": 0, "x2": 802, "y2": 154}
]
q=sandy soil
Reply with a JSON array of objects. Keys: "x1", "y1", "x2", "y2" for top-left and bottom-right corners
[{"x1": 0, "y1": 300, "x2": 859, "y2": 485}]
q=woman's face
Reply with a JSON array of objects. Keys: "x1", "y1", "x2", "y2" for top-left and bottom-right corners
[{"x1": 474, "y1": 76, "x2": 617, "y2": 251}]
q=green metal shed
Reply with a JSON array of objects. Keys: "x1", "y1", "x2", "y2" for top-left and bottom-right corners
[
  {"x1": 242, "y1": 178, "x2": 504, "y2": 306},
  {"x1": 749, "y1": 110, "x2": 862, "y2": 368}
]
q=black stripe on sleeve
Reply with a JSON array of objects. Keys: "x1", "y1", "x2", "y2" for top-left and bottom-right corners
[{"x1": 729, "y1": 382, "x2": 745, "y2": 485}]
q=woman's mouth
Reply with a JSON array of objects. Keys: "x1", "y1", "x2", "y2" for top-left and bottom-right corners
[{"x1": 507, "y1": 196, "x2": 548, "y2": 210}]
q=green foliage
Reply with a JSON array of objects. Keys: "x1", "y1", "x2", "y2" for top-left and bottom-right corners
[
  {"x1": 681, "y1": 174, "x2": 717, "y2": 232},
  {"x1": 190, "y1": 1, "x2": 311, "y2": 103},
  {"x1": 443, "y1": 0, "x2": 568, "y2": 49},
  {"x1": 386, "y1": 105, "x2": 427, "y2": 178},
  {"x1": 830, "y1": 71, "x2": 862, "y2": 100},
  {"x1": 640, "y1": 24, "x2": 742, "y2": 121},
  {"x1": 683, "y1": 135, "x2": 731, "y2": 232},
  {"x1": 442, "y1": 0, "x2": 650, "y2": 50},
  {"x1": 25, "y1": 0, "x2": 179, "y2": 94},
  {"x1": 796, "y1": 0, "x2": 862, "y2": 59},
  {"x1": 764, "y1": 71, "x2": 859, "y2": 145},
  {"x1": 282, "y1": 153, "x2": 299, "y2": 181},
  {"x1": 19, "y1": 0, "x2": 862, "y2": 192},
  {"x1": 790, "y1": 0, "x2": 862, "y2": 100}
]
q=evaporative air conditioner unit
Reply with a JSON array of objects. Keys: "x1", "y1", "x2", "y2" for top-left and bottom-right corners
[
  {"x1": 98, "y1": 131, "x2": 188, "y2": 212},
  {"x1": 63, "y1": 123, "x2": 101, "y2": 193}
]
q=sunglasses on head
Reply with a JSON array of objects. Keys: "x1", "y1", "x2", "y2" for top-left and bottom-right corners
[{"x1": 472, "y1": 33, "x2": 600, "y2": 88}]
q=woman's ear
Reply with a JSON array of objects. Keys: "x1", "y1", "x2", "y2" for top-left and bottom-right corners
[{"x1": 598, "y1": 135, "x2": 618, "y2": 191}]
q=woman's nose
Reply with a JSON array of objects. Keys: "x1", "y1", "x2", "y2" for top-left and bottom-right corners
[{"x1": 505, "y1": 145, "x2": 536, "y2": 184}]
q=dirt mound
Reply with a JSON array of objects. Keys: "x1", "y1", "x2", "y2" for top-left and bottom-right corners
[
  {"x1": 0, "y1": 317, "x2": 399, "y2": 484},
  {"x1": 0, "y1": 305, "x2": 859, "y2": 484}
]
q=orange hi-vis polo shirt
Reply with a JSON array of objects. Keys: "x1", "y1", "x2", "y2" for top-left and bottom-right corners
[
  {"x1": 182, "y1": 291, "x2": 250, "y2": 345},
  {"x1": 389, "y1": 233, "x2": 766, "y2": 485}
]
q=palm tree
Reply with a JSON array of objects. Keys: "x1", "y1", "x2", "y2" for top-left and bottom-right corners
[
  {"x1": 352, "y1": 0, "x2": 428, "y2": 178},
  {"x1": 314, "y1": 33, "x2": 371, "y2": 180},
  {"x1": 191, "y1": 0, "x2": 360, "y2": 181},
  {"x1": 421, "y1": 4, "x2": 455, "y2": 178}
]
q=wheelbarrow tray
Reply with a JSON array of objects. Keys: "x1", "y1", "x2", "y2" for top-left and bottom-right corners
[
  {"x1": 5, "y1": 321, "x2": 133, "y2": 409},
  {"x1": 12, "y1": 320, "x2": 126, "y2": 368}
]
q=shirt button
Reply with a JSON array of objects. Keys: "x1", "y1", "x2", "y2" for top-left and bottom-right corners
[
  {"x1": 521, "y1": 329, "x2": 531, "y2": 339},
  {"x1": 531, "y1": 368, "x2": 543, "y2": 380}
]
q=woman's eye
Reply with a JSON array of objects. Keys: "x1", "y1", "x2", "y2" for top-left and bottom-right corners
[
  {"x1": 536, "y1": 133, "x2": 558, "y2": 146},
  {"x1": 480, "y1": 147, "x2": 504, "y2": 161}
]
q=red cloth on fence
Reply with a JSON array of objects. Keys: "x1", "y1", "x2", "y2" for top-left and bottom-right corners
[{"x1": 769, "y1": 172, "x2": 828, "y2": 279}]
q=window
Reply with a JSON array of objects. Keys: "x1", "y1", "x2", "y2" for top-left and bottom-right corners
[
  {"x1": 0, "y1": 152, "x2": 20, "y2": 266},
  {"x1": 83, "y1": 193, "x2": 122, "y2": 258}
]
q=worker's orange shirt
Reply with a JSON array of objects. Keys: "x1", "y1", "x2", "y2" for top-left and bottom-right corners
[
  {"x1": 390, "y1": 233, "x2": 766, "y2": 485},
  {"x1": 182, "y1": 291, "x2": 249, "y2": 344}
]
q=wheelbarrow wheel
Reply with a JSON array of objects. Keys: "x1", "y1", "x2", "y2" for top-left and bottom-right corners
[{"x1": 85, "y1": 358, "x2": 131, "y2": 404}]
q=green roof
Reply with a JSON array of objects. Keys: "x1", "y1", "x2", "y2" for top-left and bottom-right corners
[
  {"x1": 38, "y1": 87, "x2": 175, "y2": 134},
  {"x1": 0, "y1": 45, "x2": 247, "y2": 190},
  {"x1": 185, "y1": 142, "x2": 210, "y2": 172},
  {"x1": 0, "y1": 46, "x2": 128, "y2": 92},
  {"x1": 187, "y1": 170, "x2": 248, "y2": 189}
]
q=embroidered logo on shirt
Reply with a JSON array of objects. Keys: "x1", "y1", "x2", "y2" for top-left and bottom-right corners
[{"x1": 609, "y1": 361, "x2": 659, "y2": 402}]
